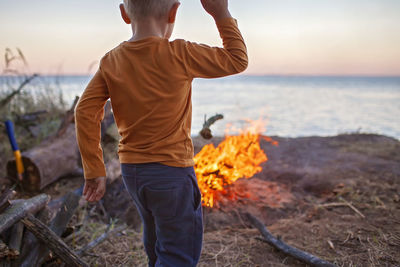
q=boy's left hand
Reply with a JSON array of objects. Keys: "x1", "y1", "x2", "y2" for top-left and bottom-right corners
[{"x1": 83, "y1": 176, "x2": 106, "y2": 202}]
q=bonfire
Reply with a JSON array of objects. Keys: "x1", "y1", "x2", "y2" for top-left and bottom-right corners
[{"x1": 194, "y1": 119, "x2": 276, "y2": 207}]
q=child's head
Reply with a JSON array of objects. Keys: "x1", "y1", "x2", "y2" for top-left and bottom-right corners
[
  {"x1": 122, "y1": 0, "x2": 178, "y2": 21},
  {"x1": 120, "y1": 0, "x2": 180, "y2": 39}
]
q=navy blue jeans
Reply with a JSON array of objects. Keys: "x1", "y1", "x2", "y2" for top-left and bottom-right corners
[{"x1": 121, "y1": 163, "x2": 203, "y2": 267}]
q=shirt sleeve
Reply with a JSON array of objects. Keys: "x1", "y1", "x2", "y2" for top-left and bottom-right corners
[
  {"x1": 181, "y1": 17, "x2": 248, "y2": 79},
  {"x1": 74, "y1": 68, "x2": 110, "y2": 179}
]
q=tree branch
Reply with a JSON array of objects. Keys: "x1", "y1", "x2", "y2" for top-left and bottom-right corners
[
  {"x1": 245, "y1": 212, "x2": 337, "y2": 267},
  {"x1": 0, "y1": 74, "x2": 39, "y2": 109},
  {"x1": 21, "y1": 213, "x2": 88, "y2": 267}
]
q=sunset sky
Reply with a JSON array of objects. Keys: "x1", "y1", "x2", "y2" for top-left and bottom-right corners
[{"x1": 1, "y1": 0, "x2": 399, "y2": 76}]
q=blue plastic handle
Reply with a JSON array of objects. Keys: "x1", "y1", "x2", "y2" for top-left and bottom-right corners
[{"x1": 5, "y1": 120, "x2": 19, "y2": 151}]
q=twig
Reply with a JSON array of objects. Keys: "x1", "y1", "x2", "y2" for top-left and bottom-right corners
[
  {"x1": 64, "y1": 227, "x2": 85, "y2": 244},
  {"x1": 318, "y1": 199, "x2": 365, "y2": 219},
  {"x1": 0, "y1": 74, "x2": 39, "y2": 109},
  {"x1": 318, "y1": 202, "x2": 347, "y2": 208},
  {"x1": 338, "y1": 197, "x2": 365, "y2": 218},
  {"x1": 245, "y1": 212, "x2": 337, "y2": 267},
  {"x1": 77, "y1": 225, "x2": 126, "y2": 255},
  {"x1": 320, "y1": 198, "x2": 365, "y2": 218},
  {"x1": 199, "y1": 114, "x2": 224, "y2": 139}
]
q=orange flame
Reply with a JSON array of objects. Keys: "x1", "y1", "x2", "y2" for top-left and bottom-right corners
[{"x1": 194, "y1": 119, "x2": 275, "y2": 207}]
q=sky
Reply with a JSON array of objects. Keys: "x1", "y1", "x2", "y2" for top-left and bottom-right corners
[{"x1": 0, "y1": 0, "x2": 399, "y2": 76}]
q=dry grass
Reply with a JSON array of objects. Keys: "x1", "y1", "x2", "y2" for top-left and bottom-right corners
[
  {"x1": 66, "y1": 223, "x2": 300, "y2": 267},
  {"x1": 0, "y1": 48, "x2": 67, "y2": 179},
  {"x1": 59, "y1": 168, "x2": 399, "y2": 267}
]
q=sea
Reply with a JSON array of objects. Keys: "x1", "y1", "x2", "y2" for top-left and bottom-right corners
[{"x1": 1, "y1": 75, "x2": 399, "y2": 139}]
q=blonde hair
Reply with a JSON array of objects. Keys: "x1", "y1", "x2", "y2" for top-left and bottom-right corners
[{"x1": 123, "y1": 0, "x2": 176, "y2": 20}]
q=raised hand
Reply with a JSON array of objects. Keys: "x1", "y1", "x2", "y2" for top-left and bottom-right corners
[{"x1": 200, "y1": 0, "x2": 232, "y2": 21}]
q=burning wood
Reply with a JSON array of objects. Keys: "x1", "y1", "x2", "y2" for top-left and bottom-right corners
[{"x1": 194, "y1": 119, "x2": 273, "y2": 207}]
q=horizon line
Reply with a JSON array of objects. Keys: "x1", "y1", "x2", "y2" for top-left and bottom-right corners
[{"x1": 1, "y1": 73, "x2": 400, "y2": 79}]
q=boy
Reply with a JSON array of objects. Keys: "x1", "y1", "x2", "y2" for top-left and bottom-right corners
[{"x1": 74, "y1": 0, "x2": 247, "y2": 266}]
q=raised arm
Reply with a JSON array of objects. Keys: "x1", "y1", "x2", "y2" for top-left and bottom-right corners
[
  {"x1": 179, "y1": 0, "x2": 248, "y2": 78},
  {"x1": 74, "y1": 68, "x2": 109, "y2": 180}
]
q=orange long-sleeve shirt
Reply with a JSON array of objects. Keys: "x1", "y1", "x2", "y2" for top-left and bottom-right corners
[{"x1": 75, "y1": 18, "x2": 248, "y2": 179}]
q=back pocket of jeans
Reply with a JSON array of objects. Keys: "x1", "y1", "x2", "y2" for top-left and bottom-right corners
[
  {"x1": 143, "y1": 186, "x2": 178, "y2": 218},
  {"x1": 189, "y1": 174, "x2": 202, "y2": 211}
]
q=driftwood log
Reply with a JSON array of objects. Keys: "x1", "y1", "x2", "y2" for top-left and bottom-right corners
[
  {"x1": 19, "y1": 189, "x2": 82, "y2": 267},
  {"x1": 6, "y1": 98, "x2": 115, "y2": 192},
  {"x1": 18, "y1": 206, "x2": 52, "y2": 267},
  {"x1": 6, "y1": 97, "x2": 80, "y2": 192},
  {"x1": 0, "y1": 194, "x2": 49, "y2": 234},
  {"x1": 199, "y1": 114, "x2": 224, "y2": 139},
  {"x1": 245, "y1": 213, "x2": 337, "y2": 267},
  {"x1": 6, "y1": 123, "x2": 79, "y2": 192},
  {"x1": 21, "y1": 213, "x2": 88, "y2": 267}
]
